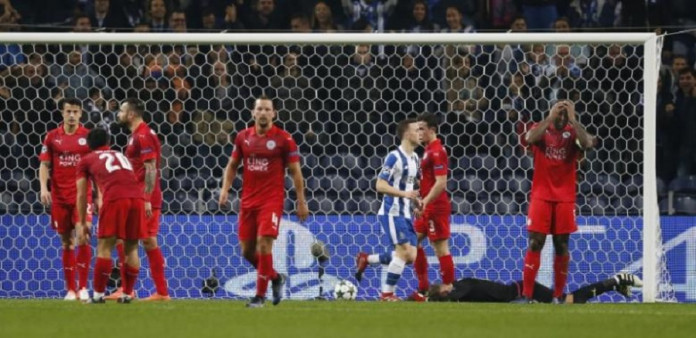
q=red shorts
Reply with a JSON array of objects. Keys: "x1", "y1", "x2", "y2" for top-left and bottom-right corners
[
  {"x1": 238, "y1": 205, "x2": 283, "y2": 241},
  {"x1": 142, "y1": 208, "x2": 161, "y2": 238},
  {"x1": 51, "y1": 203, "x2": 93, "y2": 234},
  {"x1": 527, "y1": 199, "x2": 577, "y2": 235},
  {"x1": 414, "y1": 208, "x2": 451, "y2": 241},
  {"x1": 99, "y1": 198, "x2": 145, "y2": 240}
]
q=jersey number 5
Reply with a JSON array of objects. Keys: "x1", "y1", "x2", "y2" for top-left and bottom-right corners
[{"x1": 99, "y1": 153, "x2": 133, "y2": 173}]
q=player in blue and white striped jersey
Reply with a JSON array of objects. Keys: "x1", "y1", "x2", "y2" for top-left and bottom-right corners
[{"x1": 355, "y1": 118, "x2": 422, "y2": 301}]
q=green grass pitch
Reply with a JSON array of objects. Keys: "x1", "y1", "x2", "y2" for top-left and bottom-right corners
[{"x1": 1, "y1": 300, "x2": 695, "y2": 338}]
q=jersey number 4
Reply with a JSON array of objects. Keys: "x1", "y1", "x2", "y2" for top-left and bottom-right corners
[{"x1": 99, "y1": 153, "x2": 134, "y2": 173}]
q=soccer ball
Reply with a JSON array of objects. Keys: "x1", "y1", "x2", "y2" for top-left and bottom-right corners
[{"x1": 333, "y1": 280, "x2": 358, "y2": 300}]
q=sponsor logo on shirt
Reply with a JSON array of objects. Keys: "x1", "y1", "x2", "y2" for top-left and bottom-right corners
[
  {"x1": 58, "y1": 153, "x2": 81, "y2": 167},
  {"x1": 246, "y1": 157, "x2": 269, "y2": 172},
  {"x1": 544, "y1": 147, "x2": 567, "y2": 161}
]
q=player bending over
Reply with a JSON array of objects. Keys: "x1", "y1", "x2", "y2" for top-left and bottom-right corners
[
  {"x1": 355, "y1": 118, "x2": 421, "y2": 301},
  {"x1": 426, "y1": 273, "x2": 642, "y2": 304},
  {"x1": 76, "y1": 128, "x2": 144, "y2": 304}
]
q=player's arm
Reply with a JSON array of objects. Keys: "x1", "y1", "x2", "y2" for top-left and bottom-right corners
[
  {"x1": 75, "y1": 177, "x2": 91, "y2": 242},
  {"x1": 525, "y1": 101, "x2": 565, "y2": 144},
  {"x1": 565, "y1": 101, "x2": 595, "y2": 149},
  {"x1": 219, "y1": 156, "x2": 240, "y2": 206},
  {"x1": 39, "y1": 161, "x2": 52, "y2": 206},
  {"x1": 144, "y1": 159, "x2": 156, "y2": 194},
  {"x1": 376, "y1": 178, "x2": 419, "y2": 199},
  {"x1": 422, "y1": 175, "x2": 446, "y2": 207},
  {"x1": 287, "y1": 161, "x2": 309, "y2": 221}
]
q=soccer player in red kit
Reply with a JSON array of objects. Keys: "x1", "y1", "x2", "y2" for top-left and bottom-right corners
[
  {"x1": 112, "y1": 98, "x2": 170, "y2": 301},
  {"x1": 219, "y1": 95, "x2": 309, "y2": 308},
  {"x1": 521, "y1": 100, "x2": 595, "y2": 303},
  {"x1": 38, "y1": 98, "x2": 94, "y2": 301},
  {"x1": 76, "y1": 128, "x2": 144, "y2": 303},
  {"x1": 411, "y1": 113, "x2": 454, "y2": 300}
]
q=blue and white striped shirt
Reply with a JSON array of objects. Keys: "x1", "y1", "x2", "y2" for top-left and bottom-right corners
[{"x1": 377, "y1": 146, "x2": 420, "y2": 219}]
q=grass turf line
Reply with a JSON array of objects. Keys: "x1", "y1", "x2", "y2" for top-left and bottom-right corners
[{"x1": 1, "y1": 300, "x2": 695, "y2": 338}]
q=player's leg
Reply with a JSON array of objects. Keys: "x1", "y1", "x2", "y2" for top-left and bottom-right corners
[
  {"x1": 523, "y1": 199, "x2": 552, "y2": 300},
  {"x1": 252, "y1": 206, "x2": 285, "y2": 306},
  {"x1": 238, "y1": 207, "x2": 259, "y2": 268},
  {"x1": 413, "y1": 216, "x2": 430, "y2": 294},
  {"x1": 356, "y1": 249, "x2": 394, "y2": 282},
  {"x1": 105, "y1": 238, "x2": 127, "y2": 300},
  {"x1": 73, "y1": 203, "x2": 93, "y2": 300},
  {"x1": 90, "y1": 199, "x2": 123, "y2": 302},
  {"x1": 92, "y1": 236, "x2": 116, "y2": 302},
  {"x1": 119, "y1": 239, "x2": 140, "y2": 304},
  {"x1": 381, "y1": 217, "x2": 417, "y2": 301},
  {"x1": 430, "y1": 209, "x2": 454, "y2": 293},
  {"x1": 565, "y1": 273, "x2": 643, "y2": 304},
  {"x1": 551, "y1": 234, "x2": 570, "y2": 300},
  {"x1": 551, "y1": 202, "x2": 576, "y2": 301},
  {"x1": 54, "y1": 204, "x2": 77, "y2": 300},
  {"x1": 141, "y1": 209, "x2": 170, "y2": 300}
]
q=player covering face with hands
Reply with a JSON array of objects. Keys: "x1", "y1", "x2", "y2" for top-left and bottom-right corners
[{"x1": 522, "y1": 100, "x2": 595, "y2": 303}]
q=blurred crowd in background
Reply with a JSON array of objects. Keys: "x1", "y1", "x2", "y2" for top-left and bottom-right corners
[{"x1": 2, "y1": 0, "x2": 696, "y2": 215}]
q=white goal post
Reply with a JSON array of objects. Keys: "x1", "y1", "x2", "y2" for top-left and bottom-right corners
[{"x1": 0, "y1": 32, "x2": 669, "y2": 302}]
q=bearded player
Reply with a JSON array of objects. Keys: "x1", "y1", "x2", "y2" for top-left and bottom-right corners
[
  {"x1": 39, "y1": 98, "x2": 95, "y2": 301},
  {"x1": 219, "y1": 95, "x2": 309, "y2": 308},
  {"x1": 521, "y1": 100, "x2": 595, "y2": 303},
  {"x1": 76, "y1": 128, "x2": 143, "y2": 304},
  {"x1": 111, "y1": 98, "x2": 170, "y2": 301}
]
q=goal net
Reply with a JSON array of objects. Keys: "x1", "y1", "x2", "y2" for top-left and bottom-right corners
[{"x1": 0, "y1": 33, "x2": 679, "y2": 302}]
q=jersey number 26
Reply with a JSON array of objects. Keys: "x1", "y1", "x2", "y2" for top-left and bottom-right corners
[{"x1": 99, "y1": 153, "x2": 133, "y2": 173}]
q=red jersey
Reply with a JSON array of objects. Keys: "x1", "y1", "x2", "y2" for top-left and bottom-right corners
[
  {"x1": 38, "y1": 125, "x2": 92, "y2": 205},
  {"x1": 529, "y1": 123, "x2": 580, "y2": 202},
  {"x1": 231, "y1": 125, "x2": 299, "y2": 209},
  {"x1": 76, "y1": 149, "x2": 143, "y2": 202},
  {"x1": 125, "y1": 122, "x2": 162, "y2": 209},
  {"x1": 420, "y1": 138, "x2": 450, "y2": 210}
]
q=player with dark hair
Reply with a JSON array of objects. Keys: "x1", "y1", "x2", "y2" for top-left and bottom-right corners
[
  {"x1": 426, "y1": 273, "x2": 642, "y2": 304},
  {"x1": 219, "y1": 95, "x2": 309, "y2": 308},
  {"x1": 76, "y1": 128, "x2": 143, "y2": 304},
  {"x1": 111, "y1": 98, "x2": 170, "y2": 301},
  {"x1": 410, "y1": 112, "x2": 454, "y2": 301},
  {"x1": 355, "y1": 118, "x2": 421, "y2": 301},
  {"x1": 521, "y1": 100, "x2": 595, "y2": 303},
  {"x1": 39, "y1": 97, "x2": 94, "y2": 301}
]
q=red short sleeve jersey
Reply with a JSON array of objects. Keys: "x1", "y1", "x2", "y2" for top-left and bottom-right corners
[
  {"x1": 529, "y1": 123, "x2": 581, "y2": 202},
  {"x1": 125, "y1": 122, "x2": 162, "y2": 209},
  {"x1": 38, "y1": 125, "x2": 92, "y2": 205},
  {"x1": 230, "y1": 125, "x2": 299, "y2": 208},
  {"x1": 76, "y1": 149, "x2": 143, "y2": 202},
  {"x1": 420, "y1": 138, "x2": 450, "y2": 211}
]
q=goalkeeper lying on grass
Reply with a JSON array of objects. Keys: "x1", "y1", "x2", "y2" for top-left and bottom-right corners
[{"x1": 424, "y1": 273, "x2": 641, "y2": 303}]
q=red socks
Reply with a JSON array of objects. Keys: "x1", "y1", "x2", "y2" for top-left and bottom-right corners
[
  {"x1": 553, "y1": 255, "x2": 570, "y2": 298},
  {"x1": 116, "y1": 242, "x2": 126, "y2": 289},
  {"x1": 438, "y1": 254, "x2": 455, "y2": 285},
  {"x1": 93, "y1": 257, "x2": 112, "y2": 294},
  {"x1": 256, "y1": 253, "x2": 278, "y2": 298},
  {"x1": 123, "y1": 264, "x2": 140, "y2": 295},
  {"x1": 62, "y1": 248, "x2": 76, "y2": 292},
  {"x1": 415, "y1": 247, "x2": 429, "y2": 292},
  {"x1": 522, "y1": 251, "x2": 541, "y2": 299},
  {"x1": 76, "y1": 244, "x2": 91, "y2": 290},
  {"x1": 146, "y1": 248, "x2": 169, "y2": 296}
]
